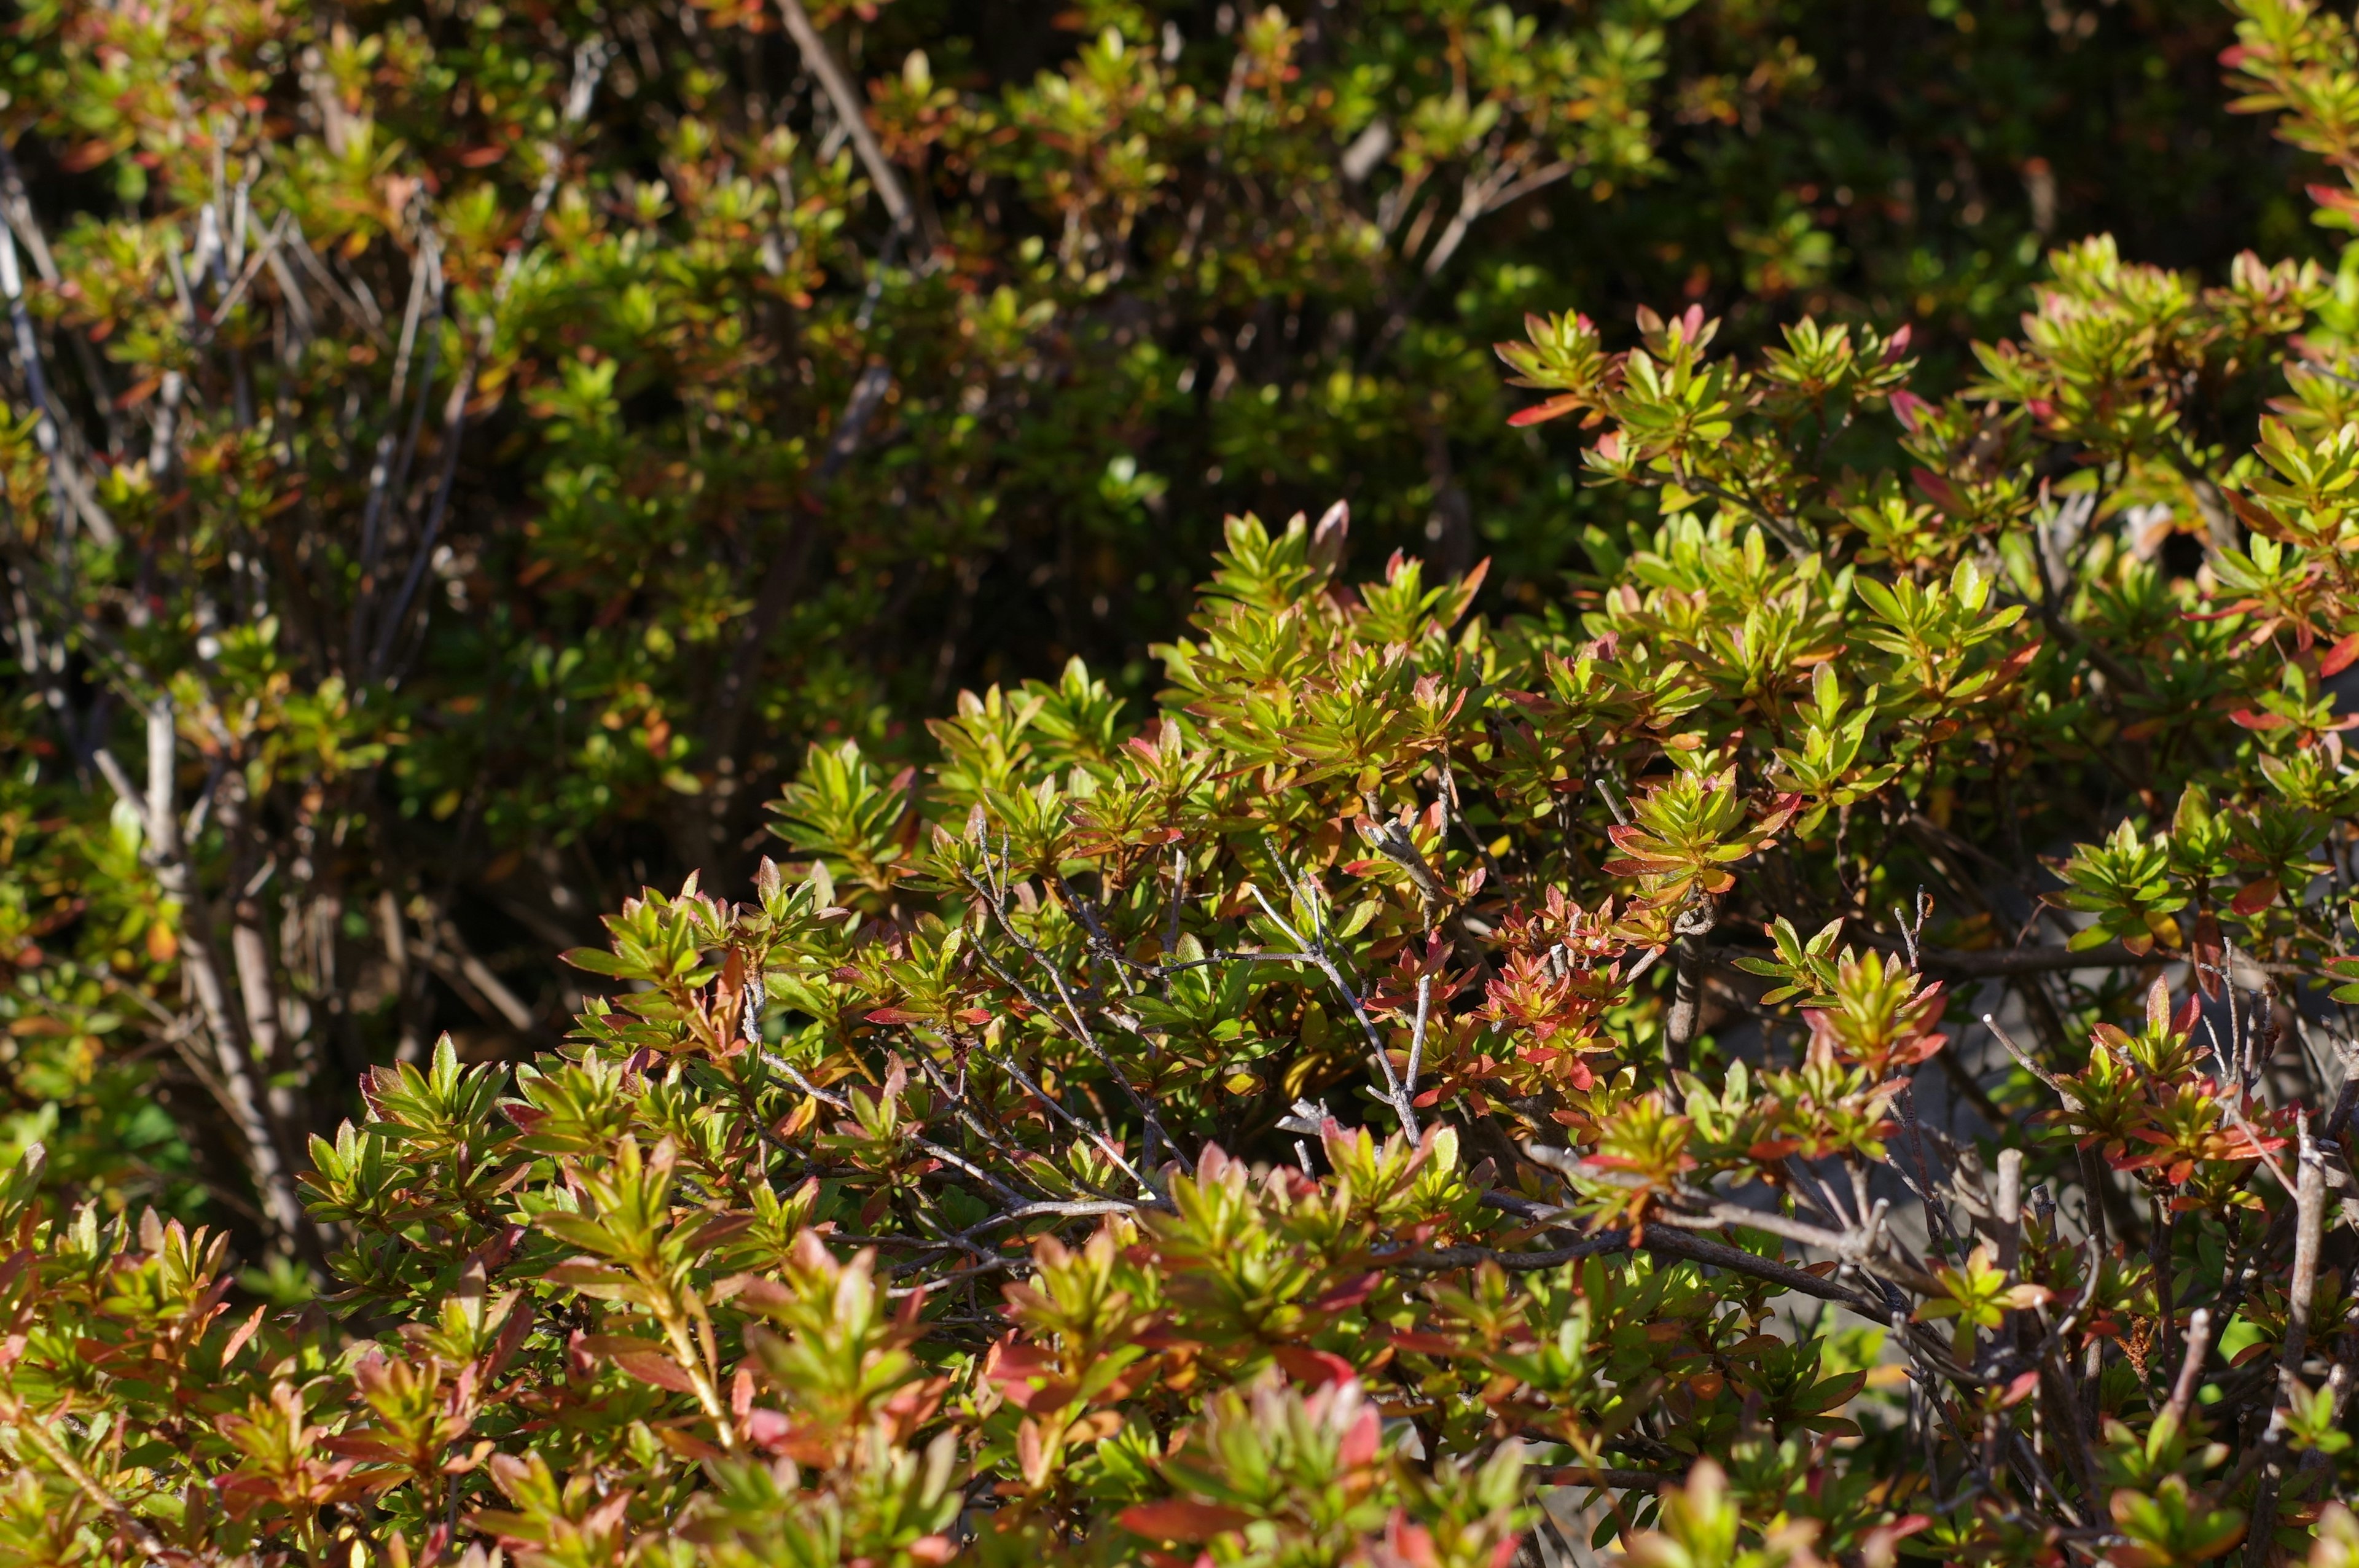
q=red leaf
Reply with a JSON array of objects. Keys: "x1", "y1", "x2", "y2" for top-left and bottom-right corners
[
  {"x1": 1338, "y1": 1405, "x2": 1383, "y2": 1468},
  {"x1": 1912, "y1": 467, "x2": 1960, "y2": 515},
  {"x1": 2226, "y1": 489, "x2": 2282, "y2": 537},
  {"x1": 577, "y1": 1335, "x2": 700, "y2": 1393},
  {"x1": 2322, "y1": 633, "x2": 2359, "y2": 677},
  {"x1": 2309, "y1": 183, "x2": 2359, "y2": 217},
  {"x1": 59, "y1": 139, "x2": 120, "y2": 173},
  {"x1": 982, "y1": 1336, "x2": 1074, "y2": 1412},
  {"x1": 1859, "y1": 1515, "x2": 1933, "y2": 1564},
  {"x1": 1310, "y1": 1273, "x2": 1380, "y2": 1313},
  {"x1": 1272, "y1": 1346, "x2": 1359, "y2": 1387},
  {"x1": 649, "y1": 1426, "x2": 727, "y2": 1462},
  {"x1": 1120, "y1": 1501, "x2": 1252, "y2": 1541},
  {"x1": 1507, "y1": 394, "x2": 1584, "y2": 428},
  {"x1": 2231, "y1": 878, "x2": 2279, "y2": 916},
  {"x1": 221, "y1": 1304, "x2": 267, "y2": 1367}
]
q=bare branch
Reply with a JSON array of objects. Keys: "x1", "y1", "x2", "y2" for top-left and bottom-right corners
[
  {"x1": 2246, "y1": 1130, "x2": 2326, "y2": 1568},
  {"x1": 775, "y1": 0, "x2": 916, "y2": 238},
  {"x1": 370, "y1": 39, "x2": 608, "y2": 679},
  {"x1": 96, "y1": 705, "x2": 306, "y2": 1250},
  {"x1": 1247, "y1": 880, "x2": 1418, "y2": 1137}
]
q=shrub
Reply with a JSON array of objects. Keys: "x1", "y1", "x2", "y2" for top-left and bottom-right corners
[
  {"x1": 0, "y1": 0, "x2": 2314, "y2": 1225},
  {"x1": 8, "y1": 0, "x2": 2359, "y2": 1564}
]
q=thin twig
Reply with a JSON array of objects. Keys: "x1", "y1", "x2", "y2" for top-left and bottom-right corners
[
  {"x1": 775, "y1": 0, "x2": 917, "y2": 238},
  {"x1": 1246, "y1": 880, "x2": 1418, "y2": 1137}
]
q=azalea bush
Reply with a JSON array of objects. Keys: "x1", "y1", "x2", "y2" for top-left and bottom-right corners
[
  {"x1": 19, "y1": 313, "x2": 2359, "y2": 1555},
  {"x1": 12, "y1": 0, "x2": 2359, "y2": 1564},
  {"x1": 0, "y1": 0, "x2": 2318, "y2": 1231}
]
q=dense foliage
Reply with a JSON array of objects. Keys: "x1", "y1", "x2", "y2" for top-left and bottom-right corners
[
  {"x1": 10, "y1": 0, "x2": 2359, "y2": 1564},
  {"x1": 0, "y1": 0, "x2": 2316, "y2": 1223}
]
